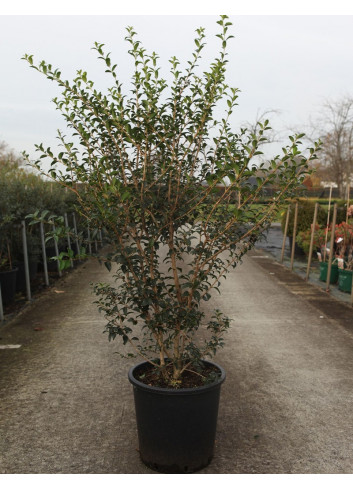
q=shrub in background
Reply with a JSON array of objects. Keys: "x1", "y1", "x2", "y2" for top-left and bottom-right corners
[
  {"x1": 0, "y1": 143, "x2": 76, "y2": 262},
  {"x1": 282, "y1": 199, "x2": 330, "y2": 237}
]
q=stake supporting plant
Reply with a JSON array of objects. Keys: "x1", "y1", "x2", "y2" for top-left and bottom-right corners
[
  {"x1": 72, "y1": 213, "x2": 81, "y2": 261},
  {"x1": 40, "y1": 221, "x2": 49, "y2": 287},
  {"x1": 326, "y1": 203, "x2": 337, "y2": 293},
  {"x1": 21, "y1": 220, "x2": 32, "y2": 301},
  {"x1": 290, "y1": 202, "x2": 299, "y2": 271},
  {"x1": 323, "y1": 185, "x2": 333, "y2": 262},
  {"x1": 306, "y1": 202, "x2": 318, "y2": 281},
  {"x1": 281, "y1": 205, "x2": 291, "y2": 263},
  {"x1": 346, "y1": 184, "x2": 350, "y2": 225},
  {"x1": 351, "y1": 258, "x2": 353, "y2": 307},
  {"x1": 64, "y1": 213, "x2": 74, "y2": 268},
  {"x1": 52, "y1": 223, "x2": 62, "y2": 277}
]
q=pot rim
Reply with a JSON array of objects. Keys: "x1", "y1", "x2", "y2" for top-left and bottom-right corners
[
  {"x1": 338, "y1": 268, "x2": 353, "y2": 274},
  {"x1": 128, "y1": 359, "x2": 226, "y2": 396}
]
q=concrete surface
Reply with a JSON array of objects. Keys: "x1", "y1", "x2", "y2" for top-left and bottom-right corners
[{"x1": 0, "y1": 248, "x2": 353, "y2": 474}]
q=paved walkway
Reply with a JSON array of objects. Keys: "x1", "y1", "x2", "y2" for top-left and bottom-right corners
[{"x1": 0, "y1": 249, "x2": 353, "y2": 474}]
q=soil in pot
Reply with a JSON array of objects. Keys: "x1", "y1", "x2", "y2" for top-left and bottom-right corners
[
  {"x1": 134, "y1": 361, "x2": 221, "y2": 389},
  {"x1": 128, "y1": 360, "x2": 225, "y2": 474}
]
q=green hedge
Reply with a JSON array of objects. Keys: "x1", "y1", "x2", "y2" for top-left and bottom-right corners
[
  {"x1": 280, "y1": 199, "x2": 347, "y2": 237},
  {"x1": 1, "y1": 150, "x2": 77, "y2": 266}
]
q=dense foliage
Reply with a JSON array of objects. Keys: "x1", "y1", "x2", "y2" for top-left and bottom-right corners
[
  {"x1": 0, "y1": 142, "x2": 75, "y2": 270},
  {"x1": 23, "y1": 17, "x2": 320, "y2": 384},
  {"x1": 281, "y1": 199, "x2": 328, "y2": 238}
]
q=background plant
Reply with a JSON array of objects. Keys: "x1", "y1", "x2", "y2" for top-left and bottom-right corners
[
  {"x1": 334, "y1": 221, "x2": 353, "y2": 261},
  {"x1": 296, "y1": 224, "x2": 329, "y2": 256},
  {"x1": 22, "y1": 16, "x2": 320, "y2": 384},
  {"x1": 0, "y1": 142, "x2": 78, "y2": 265},
  {"x1": 281, "y1": 199, "x2": 328, "y2": 238}
]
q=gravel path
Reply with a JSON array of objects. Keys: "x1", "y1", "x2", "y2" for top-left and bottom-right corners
[{"x1": 0, "y1": 250, "x2": 353, "y2": 474}]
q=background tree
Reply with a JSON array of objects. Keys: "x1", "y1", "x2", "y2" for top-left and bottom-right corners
[
  {"x1": 310, "y1": 97, "x2": 353, "y2": 197},
  {"x1": 244, "y1": 108, "x2": 281, "y2": 147},
  {"x1": 0, "y1": 141, "x2": 25, "y2": 173}
]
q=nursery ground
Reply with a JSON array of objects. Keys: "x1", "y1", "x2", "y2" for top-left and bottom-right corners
[{"x1": 0, "y1": 248, "x2": 353, "y2": 474}]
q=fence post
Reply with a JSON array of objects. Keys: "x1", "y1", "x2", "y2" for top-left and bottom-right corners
[
  {"x1": 350, "y1": 262, "x2": 353, "y2": 306},
  {"x1": 280, "y1": 205, "x2": 290, "y2": 264},
  {"x1": 326, "y1": 203, "x2": 337, "y2": 293},
  {"x1": 52, "y1": 224, "x2": 62, "y2": 278},
  {"x1": 72, "y1": 212, "x2": 81, "y2": 262},
  {"x1": 94, "y1": 233, "x2": 98, "y2": 253},
  {"x1": 40, "y1": 221, "x2": 50, "y2": 287},
  {"x1": 87, "y1": 225, "x2": 92, "y2": 255},
  {"x1": 290, "y1": 202, "x2": 298, "y2": 271},
  {"x1": 64, "y1": 213, "x2": 74, "y2": 268},
  {"x1": 306, "y1": 203, "x2": 318, "y2": 282},
  {"x1": 346, "y1": 184, "x2": 351, "y2": 224},
  {"x1": 323, "y1": 186, "x2": 333, "y2": 262},
  {"x1": 21, "y1": 220, "x2": 32, "y2": 301}
]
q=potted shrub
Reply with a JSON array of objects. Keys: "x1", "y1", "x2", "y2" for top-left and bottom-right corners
[
  {"x1": 281, "y1": 198, "x2": 327, "y2": 256},
  {"x1": 296, "y1": 223, "x2": 327, "y2": 256},
  {"x1": 22, "y1": 16, "x2": 320, "y2": 472},
  {"x1": 296, "y1": 223, "x2": 339, "y2": 283}
]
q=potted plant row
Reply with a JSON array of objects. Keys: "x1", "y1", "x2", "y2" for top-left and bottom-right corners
[
  {"x1": 0, "y1": 147, "x2": 80, "y2": 304},
  {"x1": 0, "y1": 177, "x2": 19, "y2": 304},
  {"x1": 296, "y1": 216, "x2": 353, "y2": 289},
  {"x1": 296, "y1": 221, "x2": 338, "y2": 283},
  {"x1": 22, "y1": 16, "x2": 320, "y2": 473}
]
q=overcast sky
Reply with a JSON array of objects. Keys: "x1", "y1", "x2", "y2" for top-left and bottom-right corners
[{"x1": 1, "y1": 9, "x2": 353, "y2": 163}]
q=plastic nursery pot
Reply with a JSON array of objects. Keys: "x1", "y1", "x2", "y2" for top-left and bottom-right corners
[
  {"x1": 288, "y1": 236, "x2": 306, "y2": 257},
  {"x1": 0, "y1": 267, "x2": 18, "y2": 305},
  {"x1": 319, "y1": 262, "x2": 339, "y2": 284},
  {"x1": 128, "y1": 360, "x2": 226, "y2": 474},
  {"x1": 338, "y1": 269, "x2": 353, "y2": 293},
  {"x1": 15, "y1": 259, "x2": 39, "y2": 292}
]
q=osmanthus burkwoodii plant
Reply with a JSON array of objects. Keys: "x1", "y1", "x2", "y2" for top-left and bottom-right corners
[{"x1": 22, "y1": 16, "x2": 320, "y2": 386}]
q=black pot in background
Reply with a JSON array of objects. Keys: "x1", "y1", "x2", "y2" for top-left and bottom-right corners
[
  {"x1": 128, "y1": 360, "x2": 226, "y2": 474},
  {"x1": 288, "y1": 236, "x2": 306, "y2": 257},
  {"x1": 0, "y1": 267, "x2": 18, "y2": 305},
  {"x1": 14, "y1": 259, "x2": 39, "y2": 292}
]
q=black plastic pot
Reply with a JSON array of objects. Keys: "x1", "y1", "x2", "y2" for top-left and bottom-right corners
[
  {"x1": 15, "y1": 259, "x2": 39, "y2": 292},
  {"x1": 128, "y1": 360, "x2": 226, "y2": 473},
  {"x1": 0, "y1": 267, "x2": 18, "y2": 305},
  {"x1": 288, "y1": 236, "x2": 306, "y2": 257}
]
